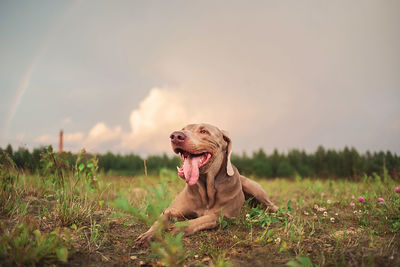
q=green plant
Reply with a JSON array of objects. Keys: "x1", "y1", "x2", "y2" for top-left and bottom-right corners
[
  {"x1": 87, "y1": 217, "x2": 104, "y2": 250},
  {"x1": 0, "y1": 152, "x2": 21, "y2": 215},
  {"x1": 149, "y1": 230, "x2": 186, "y2": 266},
  {"x1": 218, "y1": 210, "x2": 228, "y2": 230},
  {"x1": 115, "y1": 181, "x2": 172, "y2": 225},
  {"x1": 54, "y1": 186, "x2": 95, "y2": 226},
  {"x1": 38, "y1": 147, "x2": 99, "y2": 226},
  {"x1": 40, "y1": 146, "x2": 69, "y2": 191},
  {"x1": 73, "y1": 149, "x2": 99, "y2": 190},
  {"x1": 388, "y1": 197, "x2": 400, "y2": 232},
  {"x1": 287, "y1": 256, "x2": 312, "y2": 267},
  {"x1": 114, "y1": 180, "x2": 186, "y2": 266},
  {"x1": 0, "y1": 222, "x2": 70, "y2": 265},
  {"x1": 211, "y1": 250, "x2": 230, "y2": 267},
  {"x1": 247, "y1": 203, "x2": 290, "y2": 228}
]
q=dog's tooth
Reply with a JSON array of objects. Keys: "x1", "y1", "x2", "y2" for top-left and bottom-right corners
[{"x1": 177, "y1": 166, "x2": 180, "y2": 171}]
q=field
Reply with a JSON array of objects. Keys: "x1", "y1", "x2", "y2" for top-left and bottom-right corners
[{"x1": 1, "y1": 150, "x2": 400, "y2": 266}]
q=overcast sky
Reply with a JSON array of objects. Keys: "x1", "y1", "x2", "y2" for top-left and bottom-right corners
[{"x1": 1, "y1": 0, "x2": 399, "y2": 155}]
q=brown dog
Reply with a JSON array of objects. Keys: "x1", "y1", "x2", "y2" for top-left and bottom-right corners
[{"x1": 136, "y1": 123, "x2": 278, "y2": 245}]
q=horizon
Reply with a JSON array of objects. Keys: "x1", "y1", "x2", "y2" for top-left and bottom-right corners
[{"x1": 1, "y1": 140, "x2": 398, "y2": 158}]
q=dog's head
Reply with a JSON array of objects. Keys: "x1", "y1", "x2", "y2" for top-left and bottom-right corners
[{"x1": 170, "y1": 123, "x2": 234, "y2": 186}]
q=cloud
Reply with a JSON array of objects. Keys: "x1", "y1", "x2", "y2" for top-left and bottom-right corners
[
  {"x1": 88, "y1": 122, "x2": 121, "y2": 144},
  {"x1": 36, "y1": 131, "x2": 84, "y2": 150},
  {"x1": 36, "y1": 88, "x2": 188, "y2": 153},
  {"x1": 121, "y1": 87, "x2": 259, "y2": 154},
  {"x1": 64, "y1": 132, "x2": 85, "y2": 144},
  {"x1": 35, "y1": 86, "x2": 260, "y2": 154},
  {"x1": 121, "y1": 87, "x2": 190, "y2": 153},
  {"x1": 35, "y1": 123, "x2": 120, "y2": 153}
]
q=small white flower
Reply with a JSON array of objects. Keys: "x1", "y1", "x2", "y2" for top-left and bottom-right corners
[
  {"x1": 330, "y1": 217, "x2": 335, "y2": 223},
  {"x1": 335, "y1": 213, "x2": 338, "y2": 216},
  {"x1": 274, "y1": 237, "x2": 281, "y2": 244},
  {"x1": 323, "y1": 211, "x2": 328, "y2": 217},
  {"x1": 303, "y1": 211, "x2": 309, "y2": 216},
  {"x1": 318, "y1": 207, "x2": 327, "y2": 212},
  {"x1": 353, "y1": 210, "x2": 358, "y2": 215},
  {"x1": 246, "y1": 214, "x2": 250, "y2": 218},
  {"x1": 327, "y1": 199, "x2": 332, "y2": 204},
  {"x1": 358, "y1": 210, "x2": 362, "y2": 213}
]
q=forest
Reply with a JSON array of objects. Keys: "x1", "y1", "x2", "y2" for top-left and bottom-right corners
[{"x1": 1, "y1": 144, "x2": 399, "y2": 180}]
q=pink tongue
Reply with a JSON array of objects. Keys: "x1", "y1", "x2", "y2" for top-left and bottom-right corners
[{"x1": 183, "y1": 156, "x2": 201, "y2": 186}]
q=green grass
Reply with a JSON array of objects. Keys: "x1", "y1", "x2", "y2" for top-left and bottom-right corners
[
  {"x1": 0, "y1": 222, "x2": 70, "y2": 265},
  {"x1": 0, "y1": 149, "x2": 399, "y2": 266}
]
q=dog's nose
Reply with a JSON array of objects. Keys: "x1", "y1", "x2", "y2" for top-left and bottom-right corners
[{"x1": 170, "y1": 131, "x2": 186, "y2": 143}]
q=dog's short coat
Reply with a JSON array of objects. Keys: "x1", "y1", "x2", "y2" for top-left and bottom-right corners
[{"x1": 136, "y1": 123, "x2": 278, "y2": 245}]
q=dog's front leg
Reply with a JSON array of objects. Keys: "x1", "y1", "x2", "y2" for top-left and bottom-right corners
[
  {"x1": 181, "y1": 213, "x2": 218, "y2": 236},
  {"x1": 135, "y1": 208, "x2": 185, "y2": 246},
  {"x1": 135, "y1": 217, "x2": 163, "y2": 245}
]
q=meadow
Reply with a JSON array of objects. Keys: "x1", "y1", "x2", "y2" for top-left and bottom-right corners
[{"x1": 0, "y1": 148, "x2": 399, "y2": 266}]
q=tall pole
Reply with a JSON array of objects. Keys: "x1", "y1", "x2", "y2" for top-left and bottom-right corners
[{"x1": 59, "y1": 129, "x2": 63, "y2": 153}]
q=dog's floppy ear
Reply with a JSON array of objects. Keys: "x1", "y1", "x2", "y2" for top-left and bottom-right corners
[{"x1": 222, "y1": 130, "x2": 234, "y2": 176}]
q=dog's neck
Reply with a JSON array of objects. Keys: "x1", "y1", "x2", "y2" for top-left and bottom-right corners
[{"x1": 192, "y1": 151, "x2": 227, "y2": 209}]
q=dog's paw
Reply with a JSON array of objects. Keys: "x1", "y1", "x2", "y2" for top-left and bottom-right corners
[
  {"x1": 135, "y1": 231, "x2": 154, "y2": 246},
  {"x1": 269, "y1": 205, "x2": 279, "y2": 213}
]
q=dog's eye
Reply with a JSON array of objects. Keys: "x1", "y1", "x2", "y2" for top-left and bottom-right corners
[{"x1": 200, "y1": 129, "x2": 208, "y2": 134}]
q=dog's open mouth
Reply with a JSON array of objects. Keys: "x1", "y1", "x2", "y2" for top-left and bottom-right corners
[{"x1": 175, "y1": 150, "x2": 212, "y2": 186}]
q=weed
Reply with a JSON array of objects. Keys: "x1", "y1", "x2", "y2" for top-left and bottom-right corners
[
  {"x1": 38, "y1": 147, "x2": 99, "y2": 226},
  {"x1": 0, "y1": 221, "x2": 70, "y2": 265},
  {"x1": 89, "y1": 218, "x2": 102, "y2": 248},
  {"x1": 218, "y1": 210, "x2": 228, "y2": 230},
  {"x1": 211, "y1": 250, "x2": 230, "y2": 267},
  {"x1": 150, "y1": 230, "x2": 186, "y2": 266},
  {"x1": 114, "y1": 181, "x2": 172, "y2": 225},
  {"x1": 287, "y1": 256, "x2": 312, "y2": 267},
  {"x1": 114, "y1": 172, "x2": 186, "y2": 266},
  {"x1": 73, "y1": 149, "x2": 99, "y2": 190},
  {"x1": 40, "y1": 146, "x2": 68, "y2": 191},
  {"x1": 0, "y1": 152, "x2": 22, "y2": 215}
]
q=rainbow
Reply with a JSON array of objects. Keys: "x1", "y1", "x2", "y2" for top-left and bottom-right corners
[
  {"x1": 1, "y1": 0, "x2": 82, "y2": 142},
  {"x1": 1, "y1": 53, "x2": 41, "y2": 140}
]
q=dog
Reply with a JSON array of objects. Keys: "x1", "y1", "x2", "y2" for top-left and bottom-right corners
[{"x1": 136, "y1": 123, "x2": 278, "y2": 245}]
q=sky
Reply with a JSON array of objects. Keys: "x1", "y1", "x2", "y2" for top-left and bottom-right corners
[{"x1": 0, "y1": 0, "x2": 399, "y2": 156}]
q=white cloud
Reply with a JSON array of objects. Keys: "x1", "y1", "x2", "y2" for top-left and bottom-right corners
[
  {"x1": 120, "y1": 87, "x2": 259, "y2": 154},
  {"x1": 121, "y1": 87, "x2": 190, "y2": 153},
  {"x1": 88, "y1": 122, "x2": 121, "y2": 144},
  {"x1": 35, "y1": 124, "x2": 120, "y2": 153},
  {"x1": 35, "y1": 86, "x2": 259, "y2": 154}
]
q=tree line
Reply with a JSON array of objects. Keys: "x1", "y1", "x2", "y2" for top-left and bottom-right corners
[{"x1": 1, "y1": 144, "x2": 399, "y2": 180}]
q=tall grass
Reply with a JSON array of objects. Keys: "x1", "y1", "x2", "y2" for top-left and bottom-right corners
[{"x1": 0, "y1": 147, "x2": 103, "y2": 264}]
